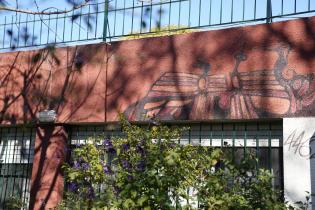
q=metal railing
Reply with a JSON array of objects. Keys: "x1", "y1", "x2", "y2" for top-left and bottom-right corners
[{"x1": 0, "y1": 0, "x2": 314, "y2": 51}]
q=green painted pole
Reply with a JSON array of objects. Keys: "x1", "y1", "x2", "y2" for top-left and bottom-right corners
[
  {"x1": 266, "y1": 0, "x2": 272, "y2": 24},
  {"x1": 103, "y1": 0, "x2": 109, "y2": 42}
]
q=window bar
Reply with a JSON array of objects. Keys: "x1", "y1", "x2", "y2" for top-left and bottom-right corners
[
  {"x1": 113, "y1": 0, "x2": 118, "y2": 36},
  {"x1": 149, "y1": 1, "x2": 153, "y2": 32},
  {"x1": 79, "y1": 7, "x2": 83, "y2": 41},
  {"x1": 23, "y1": 128, "x2": 32, "y2": 207},
  {"x1": 17, "y1": 14, "x2": 22, "y2": 47},
  {"x1": 47, "y1": 14, "x2": 51, "y2": 44},
  {"x1": 62, "y1": 10, "x2": 66, "y2": 42},
  {"x1": 221, "y1": 123, "x2": 224, "y2": 148},
  {"x1": 244, "y1": 123, "x2": 247, "y2": 157},
  {"x1": 85, "y1": 126, "x2": 88, "y2": 145},
  {"x1": 2, "y1": 129, "x2": 10, "y2": 207},
  {"x1": 70, "y1": 9, "x2": 75, "y2": 42},
  {"x1": 255, "y1": 122, "x2": 259, "y2": 171},
  {"x1": 220, "y1": 0, "x2": 223, "y2": 24},
  {"x1": 39, "y1": 14, "x2": 43, "y2": 45},
  {"x1": 231, "y1": 0, "x2": 234, "y2": 23},
  {"x1": 86, "y1": 5, "x2": 91, "y2": 39},
  {"x1": 96, "y1": 4, "x2": 100, "y2": 39},
  {"x1": 24, "y1": 14, "x2": 29, "y2": 46},
  {"x1": 9, "y1": 15, "x2": 13, "y2": 48},
  {"x1": 20, "y1": 129, "x2": 32, "y2": 207},
  {"x1": 93, "y1": 126, "x2": 97, "y2": 145},
  {"x1": 178, "y1": 0, "x2": 181, "y2": 27},
  {"x1": 140, "y1": 1, "x2": 144, "y2": 34},
  {"x1": 76, "y1": 126, "x2": 79, "y2": 147},
  {"x1": 2, "y1": 16, "x2": 6, "y2": 48},
  {"x1": 266, "y1": 0, "x2": 272, "y2": 23},
  {"x1": 232, "y1": 123, "x2": 235, "y2": 163},
  {"x1": 242, "y1": 0, "x2": 245, "y2": 21},
  {"x1": 11, "y1": 127, "x2": 18, "y2": 202},
  {"x1": 268, "y1": 123, "x2": 272, "y2": 172},
  {"x1": 209, "y1": 0, "x2": 212, "y2": 25},
  {"x1": 55, "y1": 13, "x2": 59, "y2": 43},
  {"x1": 198, "y1": 0, "x2": 202, "y2": 26},
  {"x1": 199, "y1": 123, "x2": 202, "y2": 145},
  {"x1": 122, "y1": 0, "x2": 126, "y2": 35},
  {"x1": 32, "y1": 15, "x2": 36, "y2": 46},
  {"x1": 188, "y1": 0, "x2": 191, "y2": 27},
  {"x1": 159, "y1": 1, "x2": 162, "y2": 30},
  {"x1": 279, "y1": 138, "x2": 284, "y2": 194},
  {"x1": 254, "y1": 0, "x2": 256, "y2": 20},
  {"x1": 188, "y1": 126, "x2": 191, "y2": 144},
  {"x1": 281, "y1": 0, "x2": 284, "y2": 15},
  {"x1": 168, "y1": 0, "x2": 171, "y2": 32},
  {"x1": 1, "y1": 129, "x2": 8, "y2": 208},
  {"x1": 131, "y1": 0, "x2": 135, "y2": 34},
  {"x1": 0, "y1": 127, "x2": 4, "y2": 208},
  {"x1": 210, "y1": 124, "x2": 213, "y2": 147},
  {"x1": 18, "y1": 128, "x2": 25, "y2": 203}
]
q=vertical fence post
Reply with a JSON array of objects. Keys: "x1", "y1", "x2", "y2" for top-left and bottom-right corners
[
  {"x1": 103, "y1": 0, "x2": 109, "y2": 42},
  {"x1": 266, "y1": 0, "x2": 272, "y2": 23}
]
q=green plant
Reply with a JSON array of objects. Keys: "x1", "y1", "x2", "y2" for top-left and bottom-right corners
[
  {"x1": 4, "y1": 195, "x2": 26, "y2": 210},
  {"x1": 59, "y1": 117, "x2": 287, "y2": 210}
]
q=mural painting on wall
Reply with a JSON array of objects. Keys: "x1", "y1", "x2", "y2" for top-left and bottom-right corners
[{"x1": 124, "y1": 43, "x2": 315, "y2": 120}]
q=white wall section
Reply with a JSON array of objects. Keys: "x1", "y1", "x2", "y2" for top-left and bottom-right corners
[{"x1": 283, "y1": 118, "x2": 315, "y2": 209}]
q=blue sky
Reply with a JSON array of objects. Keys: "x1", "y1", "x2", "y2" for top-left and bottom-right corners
[{"x1": 0, "y1": 0, "x2": 314, "y2": 50}]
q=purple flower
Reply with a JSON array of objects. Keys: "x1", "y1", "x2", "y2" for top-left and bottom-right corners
[
  {"x1": 108, "y1": 147, "x2": 116, "y2": 154},
  {"x1": 136, "y1": 160, "x2": 146, "y2": 171},
  {"x1": 87, "y1": 186, "x2": 95, "y2": 200},
  {"x1": 121, "y1": 160, "x2": 131, "y2": 169},
  {"x1": 136, "y1": 145, "x2": 145, "y2": 156},
  {"x1": 122, "y1": 143, "x2": 130, "y2": 151},
  {"x1": 103, "y1": 139, "x2": 116, "y2": 154},
  {"x1": 82, "y1": 163, "x2": 90, "y2": 170},
  {"x1": 103, "y1": 139, "x2": 112, "y2": 148},
  {"x1": 69, "y1": 182, "x2": 78, "y2": 192},
  {"x1": 140, "y1": 139, "x2": 146, "y2": 146},
  {"x1": 127, "y1": 175, "x2": 133, "y2": 181},
  {"x1": 77, "y1": 157, "x2": 84, "y2": 164},
  {"x1": 103, "y1": 164, "x2": 113, "y2": 174},
  {"x1": 73, "y1": 161, "x2": 81, "y2": 169}
]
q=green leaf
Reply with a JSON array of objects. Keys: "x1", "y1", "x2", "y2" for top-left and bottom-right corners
[
  {"x1": 123, "y1": 199, "x2": 135, "y2": 209},
  {"x1": 137, "y1": 195, "x2": 149, "y2": 206}
]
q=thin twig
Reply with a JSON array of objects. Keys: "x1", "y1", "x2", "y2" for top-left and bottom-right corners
[{"x1": 0, "y1": 0, "x2": 92, "y2": 15}]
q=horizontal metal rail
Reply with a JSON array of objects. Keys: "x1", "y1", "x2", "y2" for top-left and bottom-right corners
[{"x1": 0, "y1": 0, "x2": 314, "y2": 51}]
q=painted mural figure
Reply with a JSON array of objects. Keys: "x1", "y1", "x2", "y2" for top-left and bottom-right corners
[{"x1": 124, "y1": 44, "x2": 315, "y2": 121}]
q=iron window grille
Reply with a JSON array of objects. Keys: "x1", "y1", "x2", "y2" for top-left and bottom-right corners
[
  {"x1": 0, "y1": 126, "x2": 35, "y2": 210},
  {"x1": 66, "y1": 120, "x2": 283, "y2": 191}
]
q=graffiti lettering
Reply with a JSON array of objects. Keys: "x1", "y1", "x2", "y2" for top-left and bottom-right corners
[{"x1": 284, "y1": 130, "x2": 315, "y2": 159}]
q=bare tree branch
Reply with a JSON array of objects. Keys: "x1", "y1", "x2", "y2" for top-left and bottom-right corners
[{"x1": 0, "y1": 0, "x2": 92, "y2": 15}]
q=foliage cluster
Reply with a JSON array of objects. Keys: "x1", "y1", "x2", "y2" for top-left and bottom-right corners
[{"x1": 58, "y1": 119, "x2": 287, "y2": 210}]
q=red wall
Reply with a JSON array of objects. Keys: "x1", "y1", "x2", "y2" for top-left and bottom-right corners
[
  {"x1": 1, "y1": 17, "x2": 315, "y2": 124},
  {"x1": 30, "y1": 126, "x2": 67, "y2": 210}
]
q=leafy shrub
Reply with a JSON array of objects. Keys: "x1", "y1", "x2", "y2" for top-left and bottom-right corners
[{"x1": 58, "y1": 118, "x2": 286, "y2": 210}]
